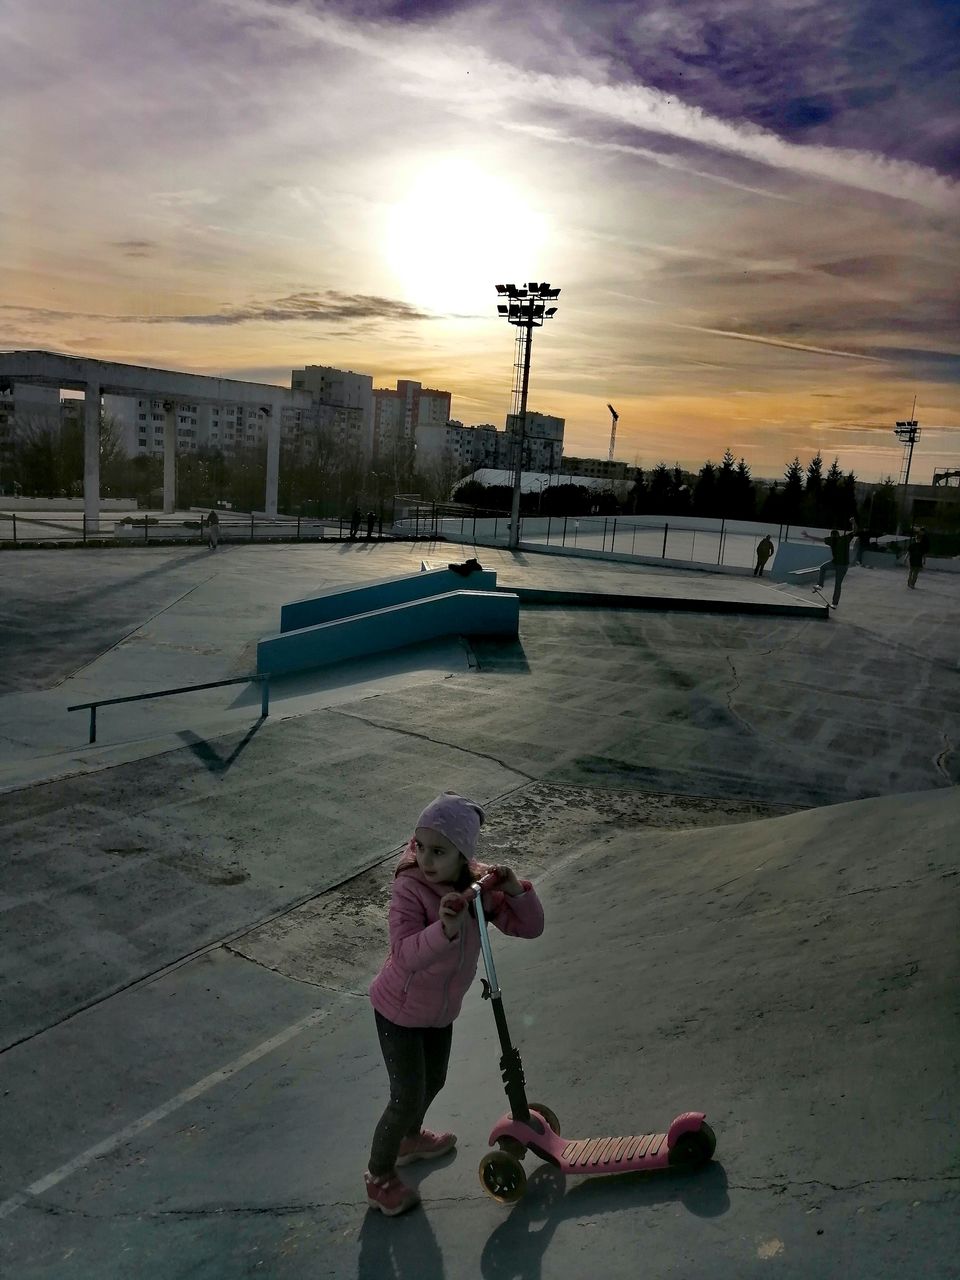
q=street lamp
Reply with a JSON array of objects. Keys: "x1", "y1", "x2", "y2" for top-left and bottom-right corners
[{"x1": 495, "y1": 282, "x2": 560, "y2": 549}]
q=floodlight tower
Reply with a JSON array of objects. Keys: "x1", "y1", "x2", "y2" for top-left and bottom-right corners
[
  {"x1": 607, "y1": 404, "x2": 619, "y2": 462},
  {"x1": 495, "y1": 281, "x2": 560, "y2": 549},
  {"x1": 894, "y1": 412, "x2": 921, "y2": 531}
]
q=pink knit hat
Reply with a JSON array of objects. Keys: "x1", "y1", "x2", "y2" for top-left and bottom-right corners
[{"x1": 415, "y1": 792, "x2": 486, "y2": 858}]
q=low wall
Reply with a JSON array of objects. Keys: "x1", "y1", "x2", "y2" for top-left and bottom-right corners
[
  {"x1": 258, "y1": 590, "x2": 520, "y2": 676},
  {"x1": 280, "y1": 566, "x2": 498, "y2": 632},
  {"x1": 0, "y1": 497, "x2": 137, "y2": 512}
]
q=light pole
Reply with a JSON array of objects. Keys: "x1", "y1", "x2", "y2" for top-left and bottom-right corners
[{"x1": 495, "y1": 282, "x2": 559, "y2": 549}]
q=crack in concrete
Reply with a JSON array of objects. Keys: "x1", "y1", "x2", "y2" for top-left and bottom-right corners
[
  {"x1": 729, "y1": 1173, "x2": 960, "y2": 1194},
  {"x1": 328, "y1": 707, "x2": 538, "y2": 784},
  {"x1": 220, "y1": 941, "x2": 367, "y2": 998}
]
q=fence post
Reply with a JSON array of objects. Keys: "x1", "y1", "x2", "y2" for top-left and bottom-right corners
[
  {"x1": 691, "y1": 529, "x2": 696, "y2": 560},
  {"x1": 602, "y1": 517, "x2": 608, "y2": 552},
  {"x1": 260, "y1": 677, "x2": 270, "y2": 719},
  {"x1": 89, "y1": 705, "x2": 97, "y2": 745},
  {"x1": 144, "y1": 515, "x2": 149, "y2": 544},
  {"x1": 632, "y1": 525, "x2": 637, "y2": 555},
  {"x1": 610, "y1": 518, "x2": 617, "y2": 553},
  {"x1": 82, "y1": 514, "x2": 87, "y2": 544},
  {"x1": 562, "y1": 516, "x2": 568, "y2": 547},
  {"x1": 662, "y1": 523, "x2": 669, "y2": 558},
  {"x1": 717, "y1": 518, "x2": 725, "y2": 565},
  {"x1": 494, "y1": 515, "x2": 498, "y2": 540},
  {"x1": 473, "y1": 513, "x2": 477, "y2": 542},
  {"x1": 249, "y1": 513, "x2": 255, "y2": 542},
  {"x1": 297, "y1": 515, "x2": 301, "y2": 540},
  {"x1": 11, "y1": 514, "x2": 16, "y2": 546},
  {"x1": 547, "y1": 515, "x2": 552, "y2": 544},
  {"x1": 785, "y1": 524, "x2": 790, "y2": 543}
]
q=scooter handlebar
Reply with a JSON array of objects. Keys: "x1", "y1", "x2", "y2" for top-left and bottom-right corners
[{"x1": 445, "y1": 867, "x2": 506, "y2": 914}]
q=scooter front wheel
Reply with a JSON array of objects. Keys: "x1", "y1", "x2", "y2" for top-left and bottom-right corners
[
  {"x1": 479, "y1": 1150, "x2": 527, "y2": 1203},
  {"x1": 668, "y1": 1121, "x2": 716, "y2": 1169}
]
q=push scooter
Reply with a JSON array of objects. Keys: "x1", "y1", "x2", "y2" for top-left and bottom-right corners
[{"x1": 452, "y1": 869, "x2": 717, "y2": 1204}]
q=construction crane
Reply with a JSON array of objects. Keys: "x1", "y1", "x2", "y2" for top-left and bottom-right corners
[{"x1": 607, "y1": 404, "x2": 619, "y2": 462}]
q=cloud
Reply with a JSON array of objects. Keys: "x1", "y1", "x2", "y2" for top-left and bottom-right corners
[
  {"x1": 110, "y1": 239, "x2": 160, "y2": 257},
  {"x1": 218, "y1": 0, "x2": 960, "y2": 210},
  {"x1": 0, "y1": 292, "x2": 432, "y2": 327},
  {"x1": 668, "y1": 324, "x2": 887, "y2": 362}
]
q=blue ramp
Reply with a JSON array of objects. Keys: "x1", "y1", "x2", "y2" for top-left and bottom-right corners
[
  {"x1": 259, "y1": 590, "x2": 519, "y2": 677},
  {"x1": 280, "y1": 567, "x2": 498, "y2": 632}
]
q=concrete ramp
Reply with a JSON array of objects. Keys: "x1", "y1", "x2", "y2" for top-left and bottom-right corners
[
  {"x1": 258, "y1": 589, "x2": 519, "y2": 676},
  {"x1": 279, "y1": 565, "x2": 497, "y2": 632}
]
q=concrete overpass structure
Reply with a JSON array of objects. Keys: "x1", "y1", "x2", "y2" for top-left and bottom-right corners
[{"x1": 0, "y1": 351, "x2": 312, "y2": 524}]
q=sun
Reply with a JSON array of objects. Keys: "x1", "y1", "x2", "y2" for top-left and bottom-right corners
[{"x1": 381, "y1": 157, "x2": 551, "y2": 315}]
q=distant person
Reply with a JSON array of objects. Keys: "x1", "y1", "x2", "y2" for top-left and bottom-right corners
[
  {"x1": 205, "y1": 508, "x2": 219, "y2": 551},
  {"x1": 754, "y1": 535, "x2": 774, "y2": 577},
  {"x1": 366, "y1": 510, "x2": 376, "y2": 539},
  {"x1": 906, "y1": 529, "x2": 926, "y2": 589},
  {"x1": 855, "y1": 521, "x2": 870, "y2": 565},
  {"x1": 803, "y1": 522, "x2": 856, "y2": 606},
  {"x1": 350, "y1": 507, "x2": 362, "y2": 539}
]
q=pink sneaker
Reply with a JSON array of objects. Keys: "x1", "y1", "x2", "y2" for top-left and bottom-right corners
[
  {"x1": 396, "y1": 1128, "x2": 457, "y2": 1166},
  {"x1": 364, "y1": 1170, "x2": 421, "y2": 1216}
]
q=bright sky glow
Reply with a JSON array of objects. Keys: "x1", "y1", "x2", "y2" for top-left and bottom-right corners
[{"x1": 2, "y1": 0, "x2": 958, "y2": 480}]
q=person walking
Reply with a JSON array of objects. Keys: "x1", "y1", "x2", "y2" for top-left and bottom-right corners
[
  {"x1": 803, "y1": 521, "x2": 856, "y2": 606},
  {"x1": 205, "y1": 508, "x2": 219, "y2": 551},
  {"x1": 754, "y1": 534, "x2": 775, "y2": 577},
  {"x1": 366, "y1": 510, "x2": 376, "y2": 539},
  {"x1": 364, "y1": 792, "x2": 544, "y2": 1216},
  {"x1": 350, "y1": 507, "x2": 362, "y2": 539},
  {"x1": 907, "y1": 529, "x2": 926, "y2": 588}
]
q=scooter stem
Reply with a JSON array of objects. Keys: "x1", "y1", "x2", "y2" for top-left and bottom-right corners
[{"x1": 473, "y1": 879, "x2": 531, "y2": 1125}]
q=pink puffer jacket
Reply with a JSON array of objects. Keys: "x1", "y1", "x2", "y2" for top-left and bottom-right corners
[{"x1": 369, "y1": 865, "x2": 545, "y2": 1028}]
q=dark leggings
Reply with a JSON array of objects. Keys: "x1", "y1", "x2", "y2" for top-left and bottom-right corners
[{"x1": 368, "y1": 1010, "x2": 453, "y2": 1177}]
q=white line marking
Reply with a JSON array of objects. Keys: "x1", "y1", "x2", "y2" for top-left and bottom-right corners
[{"x1": 0, "y1": 1006, "x2": 331, "y2": 1220}]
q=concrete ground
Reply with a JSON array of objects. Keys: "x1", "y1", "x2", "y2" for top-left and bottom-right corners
[{"x1": 0, "y1": 541, "x2": 958, "y2": 1279}]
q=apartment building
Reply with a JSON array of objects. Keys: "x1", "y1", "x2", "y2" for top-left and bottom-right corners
[
  {"x1": 290, "y1": 365, "x2": 374, "y2": 459},
  {"x1": 372, "y1": 379, "x2": 452, "y2": 467}
]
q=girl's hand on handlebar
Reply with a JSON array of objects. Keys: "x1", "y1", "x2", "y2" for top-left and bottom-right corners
[
  {"x1": 492, "y1": 865, "x2": 524, "y2": 897},
  {"x1": 439, "y1": 893, "x2": 465, "y2": 939}
]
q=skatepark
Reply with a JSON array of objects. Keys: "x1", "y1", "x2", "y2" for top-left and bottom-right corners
[{"x1": 0, "y1": 537, "x2": 958, "y2": 1278}]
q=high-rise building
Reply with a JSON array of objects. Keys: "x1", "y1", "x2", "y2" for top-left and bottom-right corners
[
  {"x1": 373, "y1": 380, "x2": 452, "y2": 470},
  {"x1": 290, "y1": 365, "x2": 374, "y2": 460}
]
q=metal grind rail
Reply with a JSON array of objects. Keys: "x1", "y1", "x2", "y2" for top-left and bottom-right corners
[{"x1": 68, "y1": 673, "x2": 271, "y2": 744}]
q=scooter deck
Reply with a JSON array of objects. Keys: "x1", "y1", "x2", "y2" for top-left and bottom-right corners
[
  {"x1": 560, "y1": 1133, "x2": 668, "y2": 1170},
  {"x1": 490, "y1": 1110, "x2": 706, "y2": 1175}
]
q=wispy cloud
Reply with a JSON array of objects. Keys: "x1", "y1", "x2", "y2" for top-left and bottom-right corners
[
  {"x1": 218, "y1": 0, "x2": 960, "y2": 210},
  {"x1": 0, "y1": 292, "x2": 433, "y2": 326}
]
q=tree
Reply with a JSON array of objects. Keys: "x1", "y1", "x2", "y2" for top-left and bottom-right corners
[
  {"x1": 647, "y1": 462, "x2": 676, "y2": 514},
  {"x1": 868, "y1": 477, "x2": 898, "y2": 536},
  {"x1": 716, "y1": 447, "x2": 737, "y2": 515},
  {"x1": 734, "y1": 457, "x2": 756, "y2": 519},
  {"x1": 782, "y1": 457, "x2": 805, "y2": 521},
  {"x1": 693, "y1": 461, "x2": 718, "y2": 517}
]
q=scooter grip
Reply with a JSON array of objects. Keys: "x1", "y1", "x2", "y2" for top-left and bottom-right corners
[{"x1": 446, "y1": 867, "x2": 505, "y2": 913}]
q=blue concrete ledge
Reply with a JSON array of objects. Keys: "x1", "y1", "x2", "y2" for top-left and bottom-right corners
[
  {"x1": 259, "y1": 589, "x2": 519, "y2": 676},
  {"x1": 280, "y1": 566, "x2": 498, "y2": 632}
]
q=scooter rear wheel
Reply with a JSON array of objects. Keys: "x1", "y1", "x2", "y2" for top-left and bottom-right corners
[
  {"x1": 479, "y1": 1151, "x2": 527, "y2": 1203},
  {"x1": 528, "y1": 1103, "x2": 560, "y2": 1135}
]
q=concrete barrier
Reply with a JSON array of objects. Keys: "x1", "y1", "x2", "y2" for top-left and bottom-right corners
[
  {"x1": 280, "y1": 566, "x2": 497, "y2": 632},
  {"x1": 259, "y1": 589, "x2": 519, "y2": 676}
]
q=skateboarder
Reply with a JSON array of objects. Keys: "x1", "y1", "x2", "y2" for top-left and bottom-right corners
[{"x1": 803, "y1": 522, "x2": 856, "y2": 606}]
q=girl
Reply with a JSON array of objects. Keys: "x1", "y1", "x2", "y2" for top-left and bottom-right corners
[{"x1": 365, "y1": 792, "x2": 545, "y2": 1216}]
